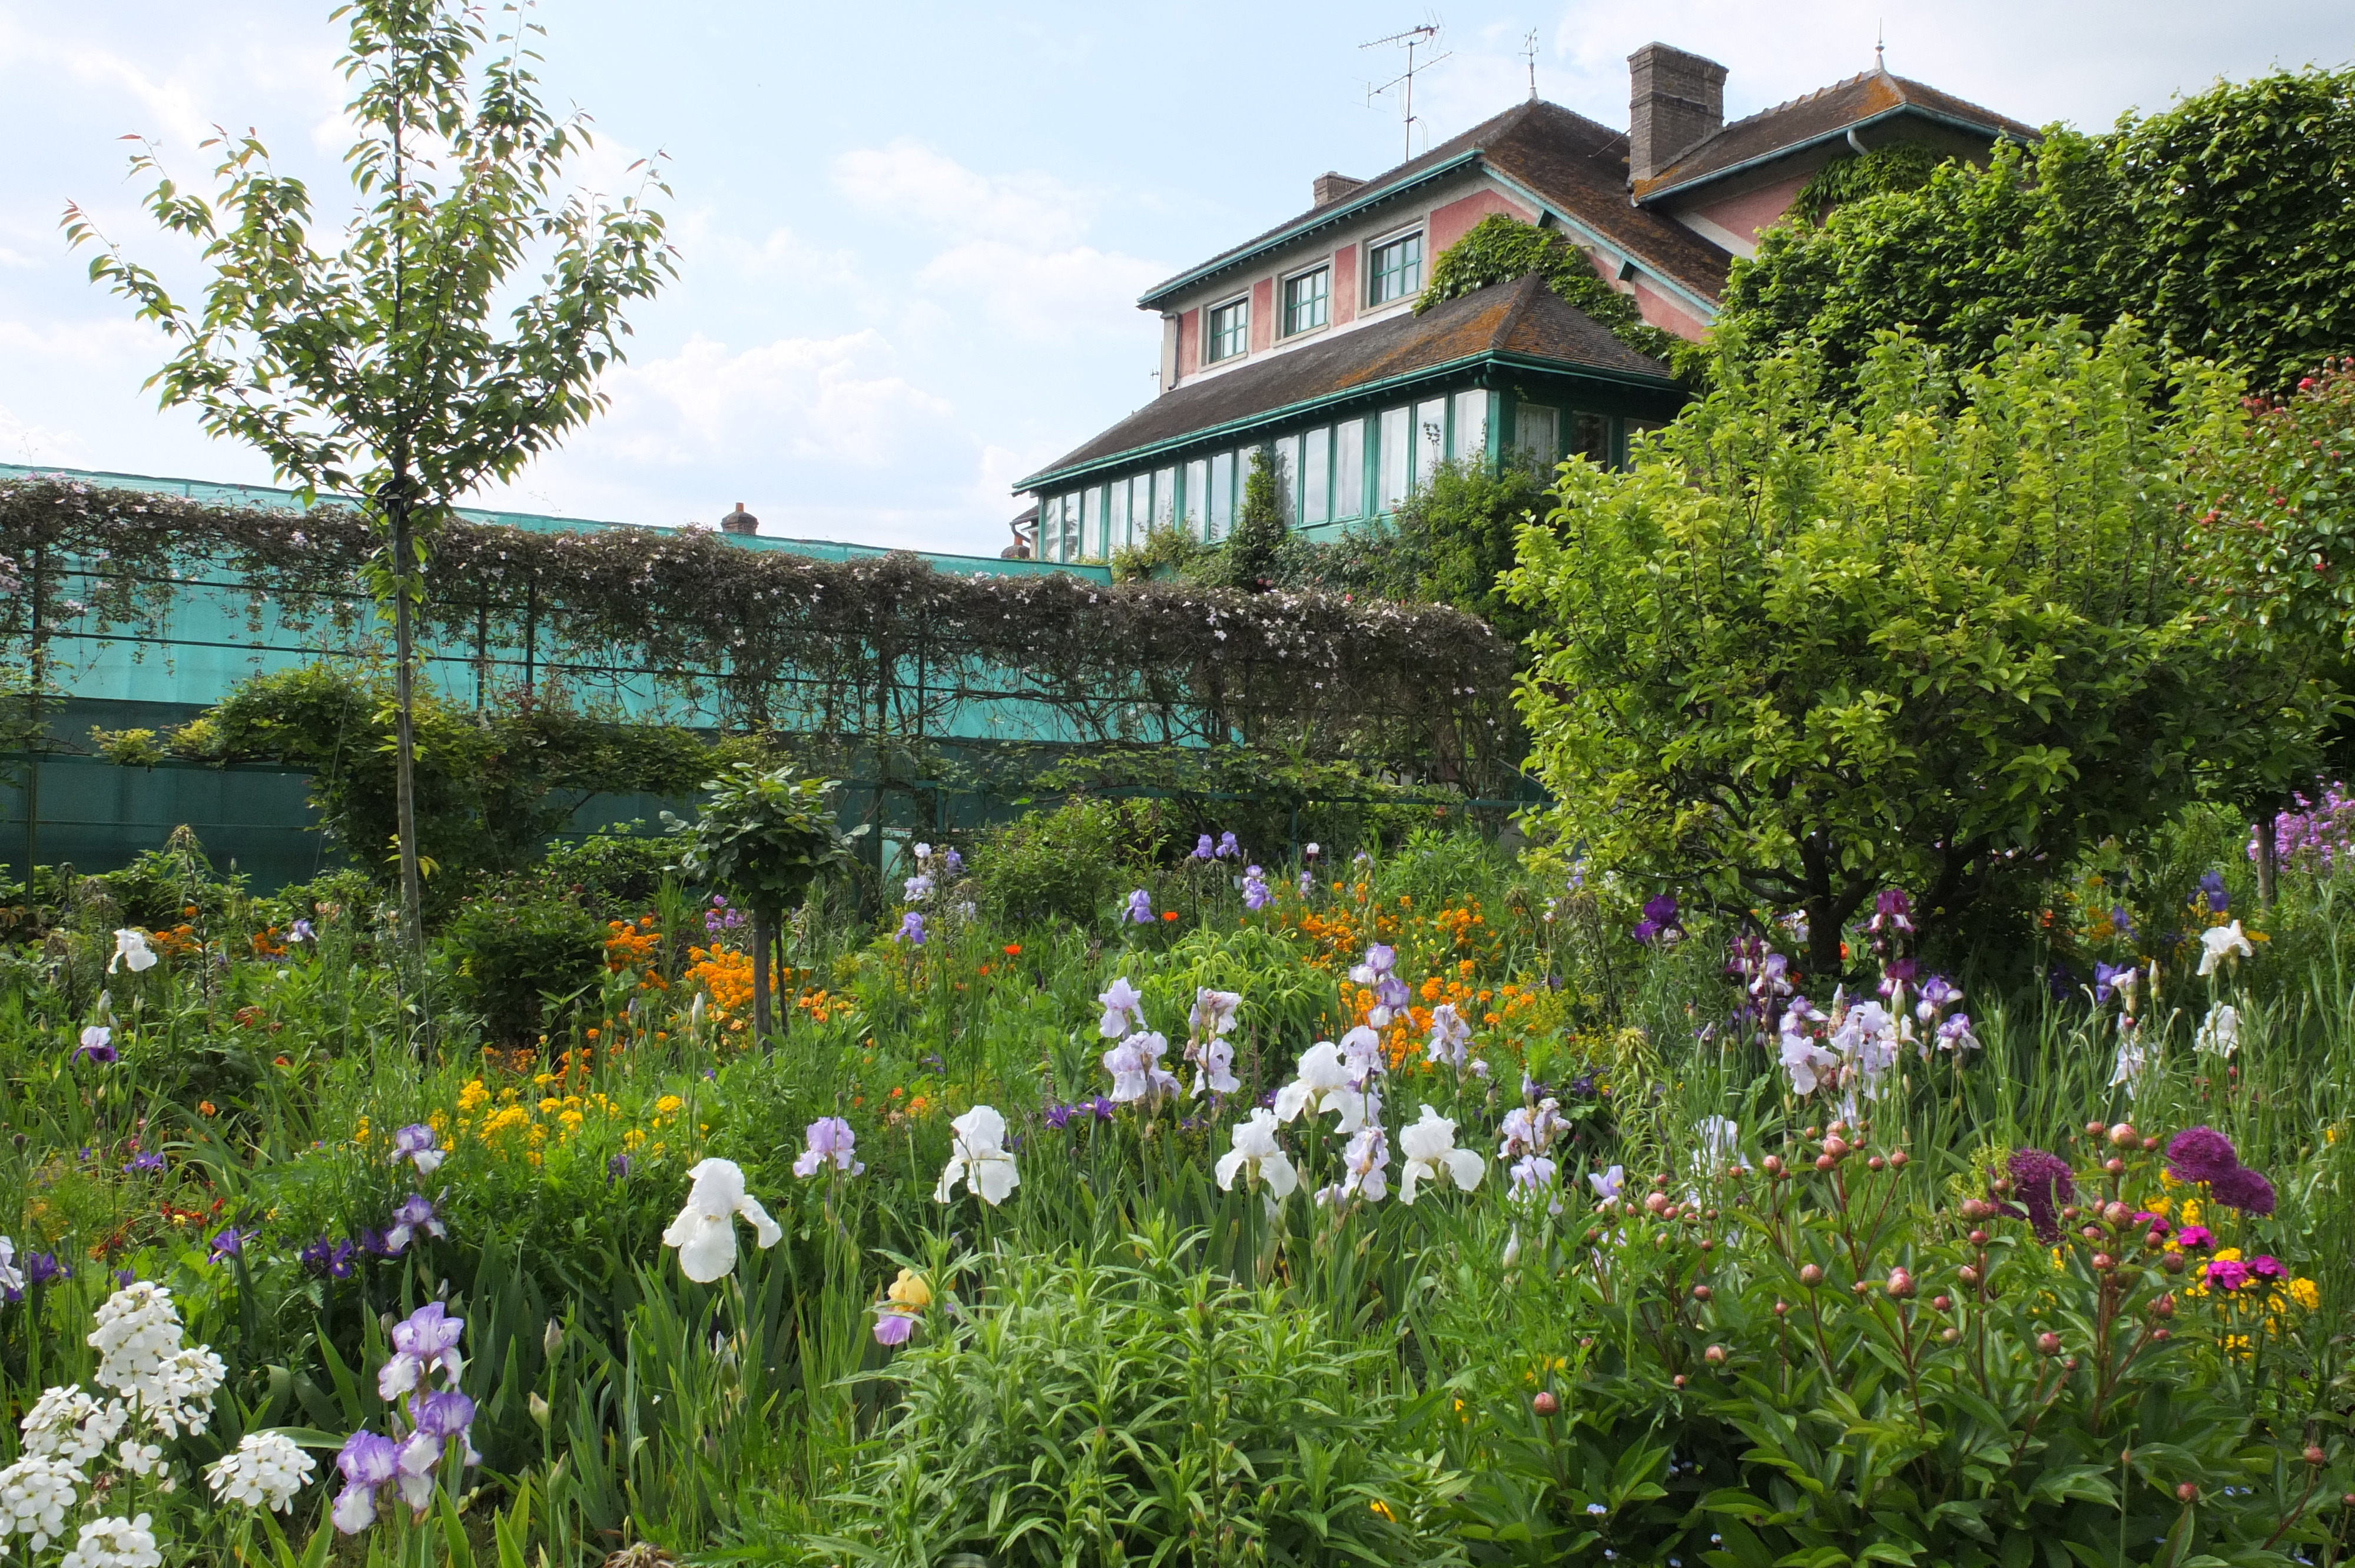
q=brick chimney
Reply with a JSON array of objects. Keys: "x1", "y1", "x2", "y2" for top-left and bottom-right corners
[
  {"x1": 719, "y1": 501, "x2": 758, "y2": 536},
  {"x1": 1627, "y1": 43, "x2": 1727, "y2": 185},
  {"x1": 1312, "y1": 171, "x2": 1365, "y2": 206}
]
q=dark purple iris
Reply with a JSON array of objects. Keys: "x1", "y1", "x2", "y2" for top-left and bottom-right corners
[
  {"x1": 1633, "y1": 893, "x2": 1681, "y2": 945},
  {"x1": 2200, "y1": 872, "x2": 2230, "y2": 912},
  {"x1": 24, "y1": 1251, "x2": 68, "y2": 1286},
  {"x1": 300, "y1": 1235, "x2": 357, "y2": 1280},
  {"x1": 357, "y1": 1227, "x2": 400, "y2": 1259},
  {"x1": 2007, "y1": 1148, "x2": 2075, "y2": 1244},
  {"x1": 607, "y1": 1152, "x2": 633, "y2": 1182},
  {"x1": 1044, "y1": 1104, "x2": 1077, "y2": 1130}
]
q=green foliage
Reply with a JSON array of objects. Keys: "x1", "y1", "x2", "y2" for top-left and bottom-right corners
[
  {"x1": 1507, "y1": 320, "x2": 2330, "y2": 973},
  {"x1": 804, "y1": 1234, "x2": 1462, "y2": 1567},
  {"x1": 1790, "y1": 140, "x2": 1946, "y2": 217},
  {"x1": 440, "y1": 876, "x2": 606, "y2": 1044},
  {"x1": 1203, "y1": 448, "x2": 1290, "y2": 592},
  {"x1": 1389, "y1": 457, "x2": 1555, "y2": 650},
  {"x1": 967, "y1": 796, "x2": 1170, "y2": 929},
  {"x1": 664, "y1": 763, "x2": 859, "y2": 927},
  {"x1": 1418, "y1": 212, "x2": 1691, "y2": 372},
  {"x1": 112, "y1": 664, "x2": 716, "y2": 896},
  {"x1": 1109, "y1": 521, "x2": 1215, "y2": 584},
  {"x1": 1719, "y1": 68, "x2": 2355, "y2": 398},
  {"x1": 540, "y1": 820, "x2": 686, "y2": 916}
]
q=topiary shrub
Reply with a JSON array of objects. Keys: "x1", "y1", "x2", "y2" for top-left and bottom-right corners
[
  {"x1": 440, "y1": 875, "x2": 606, "y2": 1045},
  {"x1": 969, "y1": 798, "x2": 1169, "y2": 930},
  {"x1": 541, "y1": 819, "x2": 686, "y2": 918}
]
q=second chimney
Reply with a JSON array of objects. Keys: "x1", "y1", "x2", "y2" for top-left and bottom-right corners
[
  {"x1": 1627, "y1": 43, "x2": 1727, "y2": 185},
  {"x1": 1312, "y1": 171, "x2": 1365, "y2": 207},
  {"x1": 719, "y1": 501, "x2": 759, "y2": 536}
]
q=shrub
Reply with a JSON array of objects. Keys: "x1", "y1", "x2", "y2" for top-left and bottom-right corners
[
  {"x1": 440, "y1": 875, "x2": 606, "y2": 1045},
  {"x1": 970, "y1": 798, "x2": 1169, "y2": 929},
  {"x1": 805, "y1": 1231, "x2": 1461, "y2": 1566},
  {"x1": 542, "y1": 819, "x2": 685, "y2": 917}
]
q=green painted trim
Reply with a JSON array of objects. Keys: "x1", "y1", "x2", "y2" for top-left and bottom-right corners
[
  {"x1": 1015, "y1": 349, "x2": 1679, "y2": 491},
  {"x1": 1137, "y1": 150, "x2": 1484, "y2": 308},
  {"x1": 1633, "y1": 102, "x2": 2035, "y2": 206}
]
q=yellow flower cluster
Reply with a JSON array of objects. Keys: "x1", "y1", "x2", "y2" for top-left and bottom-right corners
[{"x1": 417, "y1": 1078, "x2": 680, "y2": 1168}]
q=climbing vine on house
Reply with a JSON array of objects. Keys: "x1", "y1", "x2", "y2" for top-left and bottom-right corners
[{"x1": 1416, "y1": 213, "x2": 1698, "y2": 376}]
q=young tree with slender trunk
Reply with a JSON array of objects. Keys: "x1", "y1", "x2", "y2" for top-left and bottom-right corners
[{"x1": 64, "y1": 0, "x2": 675, "y2": 954}]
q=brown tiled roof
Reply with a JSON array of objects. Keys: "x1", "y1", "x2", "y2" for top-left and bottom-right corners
[
  {"x1": 1139, "y1": 99, "x2": 1736, "y2": 311},
  {"x1": 1633, "y1": 69, "x2": 2039, "y2": 201},
  {"x1": 1021, "y1": 274, "x2": 1670, "y2": 486}
]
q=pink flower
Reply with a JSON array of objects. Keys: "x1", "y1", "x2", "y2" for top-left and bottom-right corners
[{"x1": 2205, "y1": 1257, "x2": 2251, "y2": 1291}]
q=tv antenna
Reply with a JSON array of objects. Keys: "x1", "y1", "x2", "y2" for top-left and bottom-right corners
[
  {"x1": 1362, "y1": 23, "x2": 1451, "y2": 162},
  {"x1": 1520, "y1": 30, "x2": 1539, "y2": 100}
]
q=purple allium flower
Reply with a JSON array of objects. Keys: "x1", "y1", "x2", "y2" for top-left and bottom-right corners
[
  {"x1": 2205, "y1": 1257, "x2": 2251, "y2": 1291},
  {"x1": 1124, "y1": 889, "x2": 1155, "y2": 924},
  {"x1": 2164, "y1": 1126, "x2": 2240, "y2": 1184},
  {"x1": 896, "y1": 911, "x2": 926, "y2": 946},
  {"x1": 2007, "y1": 1148, "x2": 2075, "y2": 1244},
  {"x1": 2210, "y1": 1164, "x2": 2276, "y2": 1216},
  {"x1": 392, "y1": 1124, "x2": 444, "y2": 1177},
  {"x1": 75, "y1": 1025, "x2": 118, "y2": 1064},
  {"x1": 2175, "y1": 1225, "x2": 2214, "y2": 1250},
  {"x1": 24, "y1": 1251, "x2": 67, "y2": 1285},
  {"x1": 873, "y1": 1311, "x2": 916, "y2": 1347},
  {"x1": 124, "y1": 1151, "x2": 166, "y2": 1174},
  {"x1": 1192, "y1": 835, "x2": 1215, "y2": 859},
  {"x1": 210, "y1": 1225, "x2": 255, "y2": 1263},
  {"x1": 2200, "y1": 871, "x2": 2230, "y2": 912}
]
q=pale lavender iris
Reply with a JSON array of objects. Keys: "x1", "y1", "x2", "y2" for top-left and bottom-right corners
[
  {"x1": 379, "y1": 1301, "x2": 465, "y2": 1400},
  {"x1": 383, "y1": 1193, "x2": 446, "y2": 1254},
  {"x1": 331, "y1": 1430, "x2": 400, "y2": 1534},
  {"x1": 392, "y1": 1124, "x2": 444, "y2": 1177},
  {"x1": 873, "y1": 1311, "x2": 916, "y2": 1346},
  {"x1": 897, "y1": 911, "x2": 927, "y2": 946},
  {"x1": 1124, "y1": 889, "x2": 1155, "y2": 924},
  {"x1": 794, "y1": 1116, "x2": 864, "y2": 1177},
  {"x1": 290, "y1": 918, "x2": 317, "y2": 943},
  {"x1": 1242, "y1": 866, "x2": 1271, "y2": 910},
  {"x1": 1216, "y1": 832, "x2": 1239, "y2": 859},
  {"x1": 1192, "y1": 835, "x2": 1216, "y2": 859}
]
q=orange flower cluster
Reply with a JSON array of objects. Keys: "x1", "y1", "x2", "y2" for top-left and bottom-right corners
[
  {"x1": 796, "y1": 988, "x2": 854, "y2": 1025},
  {"x1": 686, "y1": 942, "x2": 755, "y2": 1024},
  {"x1": 604, "y1": 916, "x2": 664, "y2": 974}
]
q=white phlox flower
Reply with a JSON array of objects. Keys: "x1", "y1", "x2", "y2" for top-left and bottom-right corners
[
  {"x1": 1096, "y1": 977, "x2": 1146, "y2": 1039},
  {"x1": 87, "y1": 1283, "x2": 221, "y2": 1436},
  {"x1": 1103, "y1": 1031, "x2": 1179, "y2": 1103},
  {"x1": 1272, "y1": 1041, "x2": 1372, "y2": 1133},
  {"x1": 1213, "y1": 1109, "x2": 1298, "y2": 1199},
  {"x1": 661, "y1": 1158, "x2": 784, "y2": 1283},
  {"x1": 205, "y1": 1431, "x2": 316, "y2": 1513},
  {"x1": 2195, "y1": 1002, "x2": 2241, "y2": 1058},
  {"x1": 1397, "y1": 1106, "x2": 1484, "y2": 1204},
  {"x1": 2198, "y1": 920, "x2": 2254, "y2": 977},
  {"x1": 0, "y1": 1453, "x2": 84, "y2": 1551},
  {"x1": 57, "y1": 1511, "x2": 161, "y2": 1568},
  {"x1": 934, "y1": 1105, "x2": 1020, "y2": 1206},
  {"x1": 19, "y1": 1386, "x2": 126, "y2": 1466},
  {"x1": 108, "y1": 930, "x2": 157, "y2": 975},
  {"x1": 1424, "y1": 1003, "x2": 1472, "y2": 1068},
  {"x1": 114, "y1": 1437, "x2": 164, "y2": 1477}
]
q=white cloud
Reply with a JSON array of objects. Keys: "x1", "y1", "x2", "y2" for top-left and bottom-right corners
[
  {"x1": 917, "y1": 240, "x2": 1167, "y2": 340},
  {"x1": 0, "y1": 403, "x2": 92, "y2": 468},
  {"x1": 834, "y1": 139, "x2": 1095, "y2": 245},
  {"x1": 592, "y1": 329, "x2": 956, "y2": 470}
]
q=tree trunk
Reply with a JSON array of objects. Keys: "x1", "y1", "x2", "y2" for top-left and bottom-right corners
[
  {"x1": 751, "y1": 909, "x2": 773, "y2": 1043},
  {"x1": 1806, "y1": 900, "x2": 1845, "y2": 989},
  {"x1": 391, "y1": 495, "x2": 425, "y2": 954},
  {"x1": 2254, "y1": 818, "x2": 2278, "y2": 908}
]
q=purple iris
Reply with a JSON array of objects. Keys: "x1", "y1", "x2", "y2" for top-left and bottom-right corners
[
  {"x1": 606, "y1": 1152, "x2": 633, "y2": 1182},
  {"x1": 2007, "y1": 1148, "x2": 2075, "y2": 1244},
  {"x1": 1192, "y1": 835, "x2": 1216, "y2": 860},
  {"x1": 1916, "y1": 974, "x2": 1962, "y2": 1012},
  {"x1": 1870, "y1": 888, "x2": 1915, "y2": 934},
  {"x1": 944, "y1": 849, "x2": 963, "y2": 875},
  {"x1": 1086, "y1": 1095, "x2": 1117, "y2": 1121},
  {"x1": 384, "y1": 1193, "x2": 446, "y2": 1253},
  {"x1": 896, "y1": 911, "x2": 926, "y2": 946},
  {"x1": 301, "y1": 1236, "x2": 358, "y2": 1280},
  {"x1": 1216, "y1": 832, "x2": 1239, "y2": 859},
  {"x1": 1242, "y1": 867, "x2": 1272, "y2": 911},
  {"x1": 24, "y1": 1251, "x2": 67, "y2": 1286},
  {"x1": 357, "y1": 1227, "x2": 400, "y2": 1259},
  {"x1": 1125, "y1": 889, "x2": 1155, "y2": 924},
  {"x1": 392, "y1": 1124, "x2": 443, "y2": 1176},
  {"x1": 75, "y1": 1026, "x2": 118, "y2": 1065},
  {"x1": 124, "y1": 1151, "x2": 167, "y2": 1174},
  {"x1": 1631, "y1": 893, "x2": 1681, "y2": 945},
  {"x1": 2200, "y1": 872, "x2": 2230, "y2": 912},
  {"x1": 210, "y1": 1226, "x2": 255, "y2": 1263},
  {"x1": 339, "y1": 1429, "x2": 399, "y2": 1486},
  {"x1": 290, "y1": 918, "x2": 317, "y2": 943},
  {"x1": 874, "y1": 1310, "x2": 916, "y2": 1346},
  {"x1": 2109, "y1": 905, "x2": 2134, "y2": 939},
  {"x1": 2093, "y1": 962, "x2": 2133, "y2": 1004},
  {"x1": 1044, "y1": 1103, "x2": 1077, "y2": 1130},
  {"x1": 410, "y1": 1388, "x2": 477, "y2": 1439}
]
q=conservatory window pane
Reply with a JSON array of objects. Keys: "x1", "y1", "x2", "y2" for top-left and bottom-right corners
[
  {"x1": 1108, "y1": 479, "x2": 1129, "y2": 551},
  {"x1": 1153, "y1": 469, "x2": 1175, "y2": 527},
  {"x1": 1335, "y1": 419, "x2": 1365, "y2": 518},
  {"x1": 1302, "y1": 427, "x2": 1331, "y2": 524},
  {"x1": 1415, "y1": 398, "x2": 1447, "y2": 489},
  {"x1": 1517, "y1": 404, "x2": 1558, "y2": 469},
  {"x1": 1183, "y1": 459, "x2": 1208, "y2": 534},
  {"x1": 1132, "y1": 475, "x2": 1153, "y2": 540},
  {"x1": 1081, "y1": 486, "x2": 1103, "y2": 559},
  {"x1": 1452, "y1": 390, "x2": 1489, "y2": 464},
  {"x1": 1571, "y1": 411, "x2": 1612, "y2": 465},
  {"x1": 1275, "y1": 434, "x2": 1299, "y2": 524},
  {"x1": 1378, "y1": 407, "x2": 1409, "y2": 512},
  {"x1": 1209, "y1": 450, "x2": 1235, "y2": 539}
]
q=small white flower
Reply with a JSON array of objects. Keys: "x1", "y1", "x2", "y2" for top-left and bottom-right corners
[
  {"x1": 108, "y1": 930, "x2": 157, "y2": 975},
  {"x1": 1397, "y1": 1106, "x2": 1485, "y2": 1204},
  {"x1": 1214, "y1": 1109, "x2": 1298, "y2": 1200},
  {"x1": 2195, "y1": 1002, "x2": 2241, "y2": 1058},
  {"x1": 934, "y1": 1105, "x2": 1020, "y2": 1207},
  {"x1": 205, "y1": 1431, "x2": 317, "y2": 1513},
  {"x1": 0, "y1": 1234, "x2": 21, "y2": 1294},
  {"x1": 0, "y1": 1453, "x2": 84, "y2": 1550},
  {"x1": 19, "y1": 1387, "x2": 125, "y2": 1465},
  {"x1": 660, "y1": 1159, "x2": 783, "y2": 1283},
  {"x1": 58, "y1": 1512, "x2": 162, "y2": 1568},
  {"x1": 2197, "y1": 920, "x2": 2253, "y2": 977}
]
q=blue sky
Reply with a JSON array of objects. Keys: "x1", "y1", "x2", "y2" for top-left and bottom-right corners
[{"x1": 2, "y1": 1, "x2": 2348, "y2": 556}]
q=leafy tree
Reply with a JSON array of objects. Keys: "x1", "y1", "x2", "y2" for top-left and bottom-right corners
[
  {"x1": 1718, "y1": 68, "x2": 2355, "y2": 398},
  {"x1": 1206, "y1": 449, "x2": 1288, "y2": 592},
  {"x1": 1506, "y1": 321, "x2": 2330, "y2": 976},
  {"x1": 64, "y1": 0, "x2": 675, "y2": 952},
  {"x1": 664, "y1": 764, "x2": 863, "y2": 1039}
]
